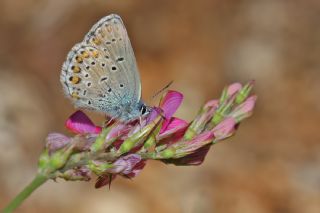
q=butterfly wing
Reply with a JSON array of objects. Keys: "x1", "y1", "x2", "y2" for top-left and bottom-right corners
[
  {"x1": 85, "y1": 14, "x2": 142, "y2": 102},
  {"x1": 60, "y1": 14, "x2": 142, "y2": 118}
]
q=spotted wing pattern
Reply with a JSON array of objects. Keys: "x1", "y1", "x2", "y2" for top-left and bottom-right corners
[{"x1": 60, "y1": 14, "x2": 142, "y2": 119}]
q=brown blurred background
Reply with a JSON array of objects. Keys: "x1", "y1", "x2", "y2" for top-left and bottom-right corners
[{"x1": 1, "y1": 0, "x2": 320, "y2": 212}]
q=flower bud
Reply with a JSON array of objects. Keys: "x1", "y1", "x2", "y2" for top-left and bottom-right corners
[
  {"x1": 220, "y1": 82, "x2": 242, "y2": 103},
  {"x1": 231, "y1": 95, "x2": 257, "y2": 122},
  {"x1": 107, "y1": 154, "x2": 142, "y2": 175},
  {"x1": 48, "y1": 145, "x2": 74, "y2": 171},
  {"x1": 212, "y1": 117, "x2": 236, "y2": 142},
  {"x1": 185, "y1": 103, "x2": 216, "y2": 140},
  {"x1": 88, "y1": 160, "x2": 112, "y2": 175},
  {"x1": 235, "y1": 80, "x2": 255, "y2": 104},
  {"x1": 60, "y1": 167, "x2": 91, "y2": 181},
  {"x1": 46, "y1": 133, "x2": 70, "y2": 155},
  {"x1": 210, "y1": 95, "x2": 235, "y2": 127}
]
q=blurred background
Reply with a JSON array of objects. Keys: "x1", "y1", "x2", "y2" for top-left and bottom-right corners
[{"x1": 1, "y1": 0, "x2": 320, "y2": 212}]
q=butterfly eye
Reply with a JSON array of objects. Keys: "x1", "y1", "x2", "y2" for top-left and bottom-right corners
[{"x1": 140, "y1": 105, "x2": 147, "y2": 115}]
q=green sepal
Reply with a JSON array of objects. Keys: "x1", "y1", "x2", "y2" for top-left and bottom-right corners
[
  {"x1": 144, "y1": 121, "x2": 162, "y2": 149},
  {"x1": 88, "y1": 160, "x2": 112, "y2": 176},
  {"x1": 91, "y1": 127, "x2": 111, "y2": 152},
  {"x1": 38, "y1": 149, "x2": 50, "y2": 173},
  {"x1": 160, "y1": 148, "x2": 176, "y2": 159},
  {"x1": 235, "y1": 81, "x2": 254, "y2": 104},
  {"x1": 219, "y1": 87, "x2": 228, "y2": 103},
  {"x1": 119, "y1": 116, "x2": 161, "y2": 155},
  {"x1": 38, "y1": 145, "x2": 74, "y2": 175},
  {"x1": 184, "y1": 127, "x2": 197, "y2": 140},
  {"x1": 48, "y1": 145, "x2": 73, "y2": 170},
  {"x1": 184, "y1": 107, "x2": 207, "y2": 140}
]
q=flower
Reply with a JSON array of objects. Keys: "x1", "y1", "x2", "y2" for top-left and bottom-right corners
[
  {"x1": 42, "y1": 81, "x2": 257, "y2": 188},
  {"x1": 66, "y1": 110, "x2": 102, "y2": 134},
  {"x1": 94, "y1": 154, "x2": 146, "y2": 188},
  {"x1": 46, "y1": 133, "x2": 70, "y2": 154}
]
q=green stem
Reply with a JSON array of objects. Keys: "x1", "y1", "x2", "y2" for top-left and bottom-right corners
[{"x1": 2, "y1": 174, "x2": 48, "y2": 213}]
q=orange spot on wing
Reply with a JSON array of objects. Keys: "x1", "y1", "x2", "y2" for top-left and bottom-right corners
[
  {"x1": 71, "y1": 91, "x2": 79, "y2": 99},
  {"x1": 92, "y1": 50, "x2": 99, "y2": 58},
  {"x1": 71, "y1": 65, "x2": 81, "y2": 73},
  {"x1": 92, "y1": 38, "x2": 101, "y2": 45},
  {"x1": 81, "y1": 51, "x2": 89, "y2": 58},
  {"x1": 69, "y1": 76, "x2": 81, "y2": 84},
  {"x1": 75, "y1": 56, "x2": 83, "y2": 63}
]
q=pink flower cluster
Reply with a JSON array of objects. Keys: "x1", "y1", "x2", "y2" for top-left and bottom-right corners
[{"x1": 43, "y1": 81, "x2": 256, "y2": 188}]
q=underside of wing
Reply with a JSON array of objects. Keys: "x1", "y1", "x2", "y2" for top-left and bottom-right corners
[
  {"x1": 60, "y1": 14, "x2": 142, "y2": 118},
  {"x1": 84, "y1": 14, "x2": 141, "y2": 102}
]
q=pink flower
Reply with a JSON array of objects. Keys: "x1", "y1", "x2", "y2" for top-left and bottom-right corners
[
  {"x1": 66, "y1": 110, "x2": 102, "y2": 134},
  {"x1": 158, "y1": 117, "x2": 189, "y2": 140},
  {"x1": 146, "y1": 90, "x2": 184, "y2": 125},
  {"x1": 159, "y1": 90, "x2": 184, "y2": 119},
  {"x1": 227, "y1": 82, "x2": 242, "y2": 97},
  {"x1": 212, "y1": 117, "x2": 236, "y2": 141},
  {"x1": 231, "y1": 95, "x2": 257, "y2": 121}
]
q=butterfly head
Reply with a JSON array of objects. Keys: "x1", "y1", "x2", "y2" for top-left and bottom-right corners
[{"x1": 115, "y1": 101, "x2": 150, "y2": 122}]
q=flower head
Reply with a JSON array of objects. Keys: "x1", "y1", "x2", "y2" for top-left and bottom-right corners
[{"x1": 41, "y1": 81, "x2": 257, "y2": 188}]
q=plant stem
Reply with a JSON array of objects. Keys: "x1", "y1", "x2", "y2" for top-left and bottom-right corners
[{"x1": 2, "y1": 174, "x2": 48, "y2": 213}]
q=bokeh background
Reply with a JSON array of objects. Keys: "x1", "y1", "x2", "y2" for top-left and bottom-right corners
[{"x1": 1, "y1": 0, "x2": 320, "y2": 212}]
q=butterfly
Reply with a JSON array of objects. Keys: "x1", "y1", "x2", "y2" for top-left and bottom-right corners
[{"x1": 60, "y1": 14, "x2": 150, "y2": 122}]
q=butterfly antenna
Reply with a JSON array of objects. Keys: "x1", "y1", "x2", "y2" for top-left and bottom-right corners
[
  {"x1": 108, "y1": 174, "x2": 113, "y2": 190},
  {"x1": 151, "y1": 81, "x2": 173, "y2": 99}
]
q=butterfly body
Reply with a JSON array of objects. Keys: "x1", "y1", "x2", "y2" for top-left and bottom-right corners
[{"x1": 60, "y1": 14, "x2": 149, "y2": 121}]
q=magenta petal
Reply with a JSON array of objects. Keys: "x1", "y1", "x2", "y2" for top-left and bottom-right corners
[
  {"x1": 65, "y1": 110, "x2": 102, "y2": 134},
  {"x1": 160, "y1": 117, "x2": 189, "y2": 135},
  {"x1": 160, "y1": 90, "x2": 183, "y2": 119},
  {"x1": 212, "y1": 117, "x2": 236, "y2": 140}
]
